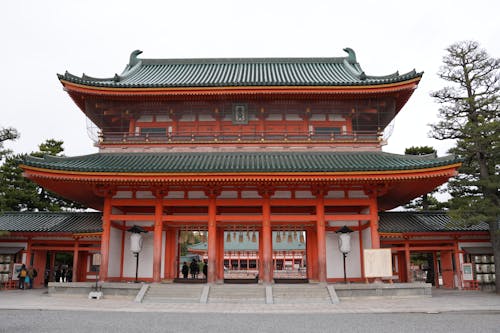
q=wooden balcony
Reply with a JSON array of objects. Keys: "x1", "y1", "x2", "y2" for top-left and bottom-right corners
[{"x1": 99, "y1": 131, "x2": 381, "y2": 146}]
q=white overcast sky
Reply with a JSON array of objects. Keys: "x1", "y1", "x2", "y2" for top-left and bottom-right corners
[{"x1": 2, "y1": 0, "x2": 499, "y2": 157}]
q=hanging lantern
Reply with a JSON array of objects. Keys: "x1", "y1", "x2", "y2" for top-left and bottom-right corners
[
  {"x1": 226, "y1": 232, "x2": 231, "y2": 243},
  {"x1": 293, "y1": 231, "x2": 298, "y2": 241},
  {"x1": 276, "y1": 232, "x2": 281, "y2": 243},
  {"x1": 299, "y1": 232, "x2": 305, "y2": 244},
  {"x1": 238, "y1": 232, "x2": 244, "y2": 243},
  {"x1": 287, "y1": 232, "x2": 293, "y2": 243},
  {"x1": 251, "y1": 231, "x2": 257, "y2": 243},
  {"x1": 233, "y1": 231, "x2": 237, "y2": 241}
]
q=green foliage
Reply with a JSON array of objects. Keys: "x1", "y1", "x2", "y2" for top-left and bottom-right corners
[
  {"x1": 404, "y1": 146, "x2": 443, "y2": 210},
  {"x1": 404, "y1": 146, "x2": 437, "y2": 156},
  {"x1": 430, "y1": 40, "x2": 500, "y2": 224},
  {"x1": 0, "y1": 139, "x2": 85, "y2": 212},
  {"x1": 0, "y1": 127, "x2": 19, "y2": 162},
  {"x1": 430, "y1": 40, "x2": 500, "y2": 292}
]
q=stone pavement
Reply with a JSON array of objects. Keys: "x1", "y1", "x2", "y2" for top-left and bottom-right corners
[{"x1": 1, "y1": 288, "x2": 500, "y2": 314}]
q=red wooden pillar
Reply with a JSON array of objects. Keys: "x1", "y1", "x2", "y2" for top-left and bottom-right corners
[
  {"x1": 358, "y1": 221, "x2": 365, "y2": 279},
  {"x1": 164, "y1": 227, "x2": 177, "y2": 280},
  {"x1": 369, "y1": 198, "x2": 380, "y2": 248},
  {"x1": 49, "y1": 252, "x2": 56, "y2": 282},
  {"x1": 307, "y1": 228, "x2": 318, "y2": 280},
  {"x1": 405, "y1": 241, "x2": 411, "y2": 283},
  {"x1": 25, "y1": 238, "x2": 32, "y2": 266},
  {"x1": 99, "y1": 195, "x2": 112, "y2": 282},
  {"x1": 72, "y1": 239, "x2": 79, "y2": 282},
  {"x1": 216, "y1": 227, "x2": 224, "y2": 282},
  {"x1": 207, "y1": 193, "x2": 217, "y2": 283},
  {"x1": 32, "y1": 251, "x2": 46, "y2": 288},
  {"x1": 153, "y1": 198, "x2": 163, "y2": 282},
  {"x1": 261, "y1": 192, "x2": 273, "y2": 283},
  {"x1": 441, "y1": 251, "x2": 455, "y2": 289},
  {"x1": 454, "y1": 241, "x2": 462, "y2": 289},
  {"x1": 315, "y1": 191, "x2": 327, "y2": 283}
]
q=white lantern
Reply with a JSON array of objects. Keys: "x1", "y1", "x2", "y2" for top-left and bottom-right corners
[
  {"x1": 130, "y1": 233, "x2": 144, "y2": 253},
  {"x1": 339, "y1": 233, "x2": 351, "y2": 254}
]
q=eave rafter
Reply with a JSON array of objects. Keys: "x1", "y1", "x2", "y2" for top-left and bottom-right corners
[{"x1": 22, "y1": 163, "x2": 459, "y2": 186}]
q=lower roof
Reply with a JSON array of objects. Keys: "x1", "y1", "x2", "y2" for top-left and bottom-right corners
[
  {"x1": 23, "y1": 151, "x2": 460, "y2": 173},
  {"x1": 0, "y1": 211, "x2": 488, "y2": 234}
]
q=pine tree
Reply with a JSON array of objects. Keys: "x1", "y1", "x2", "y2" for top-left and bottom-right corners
[
  {"x1": 430, "y1": 41, "x2": 500, "y2": 293},
  {"x1": 0, "y1": 139, "x2": 85, "y2": 212}
]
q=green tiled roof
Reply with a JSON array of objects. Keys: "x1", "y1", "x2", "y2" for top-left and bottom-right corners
[
  {"x1": 23, "y1": 151, "x2": 460, "y2": 174},
  {"x1": 0, "y1": 212, "x2": 102, "y2": 233},
  {"x1": 58, "y1": 49, "x2": 422, "y2": 88},
  {"x1": 378, "y1": 211, "x2": 489, "y2": 233},
  {"x1": 0, "y1": 211, "x2": 488, "y2": 235}
]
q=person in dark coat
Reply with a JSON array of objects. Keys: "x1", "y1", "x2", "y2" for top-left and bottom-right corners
[
  {"x1": 189, "y1": 259, "x2": 198, "y2": 279},
  {"x1": 202, "y1": 261, "x2": 208, "y2": 279},
  {"x1": 181, "y1": 262, "x2": 189, "y2": 279}
]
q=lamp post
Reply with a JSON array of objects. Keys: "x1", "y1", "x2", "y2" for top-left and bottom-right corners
[
  {"x1": 127, "y1": 225, "x2": 147, "y2": 283},
  {"x1": 336, "y1": 225, "x2": 354, "y2": 284}
]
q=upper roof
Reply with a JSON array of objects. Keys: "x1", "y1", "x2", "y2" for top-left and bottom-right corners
[
  {"x1": 0, "y1": 212, "x2": 102, "y2": 233},
  {"x1": 23, "y1": 151, "x2": 459, "y2": 174},
  {"x1": 378, "y1": 211, "x2": 489, "y2": 233},
  {"x1": 58, "y1": 48, "x2": 422, "y2": 88}
]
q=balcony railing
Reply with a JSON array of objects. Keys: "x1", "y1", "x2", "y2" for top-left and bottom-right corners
[{"x1": 99, "y1": 131, "x2": 381, "y2": 145}]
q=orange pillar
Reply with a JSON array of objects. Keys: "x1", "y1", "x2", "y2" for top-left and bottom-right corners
[
  {"x1": 25, "y1": 238, "x2": 32, "y2": 266},
  {"x1": 369, "y1": 198, "x2": 380, "y2": 248},
  {"x1": 99, "y1": 196, "x2": 112, "y2": 282},
  {"x1": 72, "y1": 239, "x2": 79, "y2": 282},
  {"x1": 454, "y1": 241, "x2": 463, "y2": 290},
  {"x1": 32, "y1": 251, "x2": 46, "y2": 288},
  {"x1": 216, "y1": 227, "x2": 225, "y2": 282},
  {"x1": 153, "y1": 198, "x2": 163, "y2": 282},
  {"x1": 405, "y1": 241, "x2": 411, "y2": 283},
  {"x1": 164, "y1": 227, "x2": 177, "y2": 280},
  {"x1": 207, "y1": 194, "x2": 217, "y2": 283},
  {"x1": 261, "y1": 193, "x2": 273, "y2": 283},
  {"x1": 315, "y1": 192, "x2": 327, "y2": 283},
  {"x1": 307, "y1": 228, "x2": 318, "y2": 280}
]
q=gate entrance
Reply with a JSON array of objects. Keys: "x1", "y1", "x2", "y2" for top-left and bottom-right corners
[{"x1": 272, "y1": 229, "x2": 307, "y2": 282}]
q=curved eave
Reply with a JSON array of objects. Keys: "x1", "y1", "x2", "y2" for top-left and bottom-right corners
[
  {"x1": 59, "y1": 77, "x2": 421, "y2": 97},
  {"x1": 21, "y1": 163, "x2": 459, "y2": 184}
]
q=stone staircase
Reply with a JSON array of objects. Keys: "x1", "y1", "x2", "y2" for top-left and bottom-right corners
[
  {"x1": 140, "y1": 283, "x2": 335, "y2": 304},
  {"x1": 208, "y1": 284, "x2": 266, "y2": 304},
  {"x1": 272, "y1": 284, "x2": 332, "y2": 304},
  {"x1": 142, "y1": 283, "x2": 204, "y2": 303}
]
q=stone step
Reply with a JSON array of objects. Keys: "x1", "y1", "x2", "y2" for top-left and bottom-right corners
[
  {"x1": 142, "y1": 283, "x2": 203, "y2": 303},
  {"x1": 272, "y1": 284, "x2": 332, "y2": 304},
  {"x1": 208, "y1": 285, "x2": 265, "y2": 304}
]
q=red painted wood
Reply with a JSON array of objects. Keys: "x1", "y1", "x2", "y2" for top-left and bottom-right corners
[
  {"x1": 153, "y1": 199, "x2": 163, "y2": 282},
  {"x1": 316, "y1": 193, "x2": 327, "y2": 283},
  {"x1": 207, "y1": 195, "x2": 217, "y2": 283},
  {"x1": 99, "y1": 196, "x2": 112, "y2": 282}
]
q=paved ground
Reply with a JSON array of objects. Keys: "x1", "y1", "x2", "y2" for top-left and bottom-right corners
[{"x1": 1, "y1": 287, "x2": 500, "y2": 314}]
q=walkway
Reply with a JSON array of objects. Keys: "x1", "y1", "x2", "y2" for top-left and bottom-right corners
[{"x1": 1, "y1": 288, "x2": 499, "y2": 314}]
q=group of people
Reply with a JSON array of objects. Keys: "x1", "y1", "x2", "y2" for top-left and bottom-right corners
[
  {"x1": 54, "y1": 267, "x2": 73, "y2": 283},
  {"x1": 17, "y1": 264, "x2": 38, "y2": 290},
  {"x1": 181, "y1": 258, "x2": 208, "y2": 279}
]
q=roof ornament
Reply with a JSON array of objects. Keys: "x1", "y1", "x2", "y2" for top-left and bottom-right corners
[
  {"x1": 343, "y1": 47, "x2": 357, "y2": 64},
  {"x1": 129, "y1": 50, "x2": 143, "y2": 67}
]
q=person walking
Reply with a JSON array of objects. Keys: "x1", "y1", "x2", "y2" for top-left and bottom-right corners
[
  {"x1": 181, "y1": 262, "x2": 189, "y2": 279},
  {"x1": 202, "y1": 261, "x2": 208, "y2": 280},
  {"x1": 27, "y1": 266, "x2": 36, "y2": 289},
  {"x1": 18, "y1": 264, "x2": 28, "y2": 289},
  {"x1": 189, "y1": 259, "x2": 198, "y2": 279}
]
